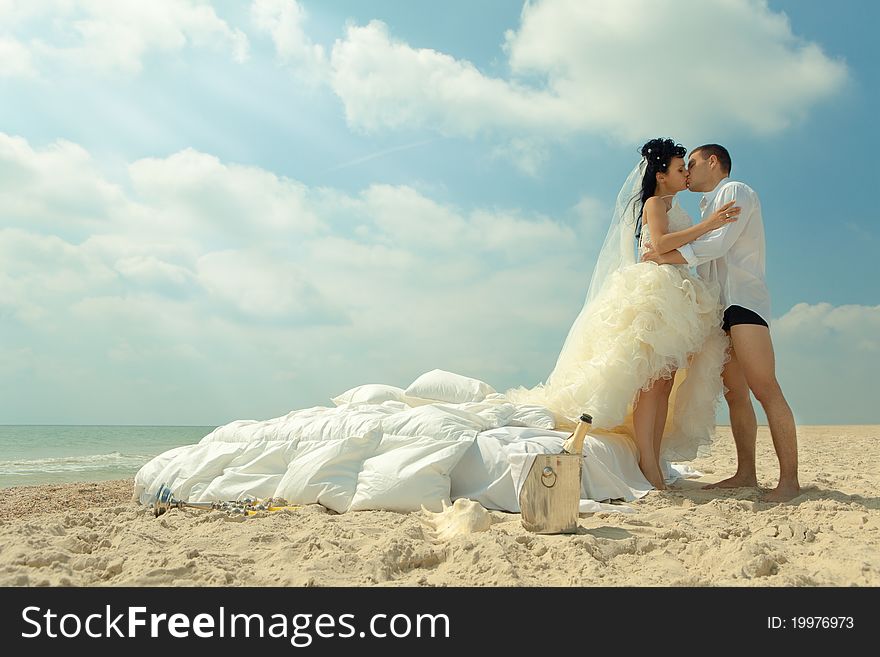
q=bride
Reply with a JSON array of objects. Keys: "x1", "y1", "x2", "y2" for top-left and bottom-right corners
[{"x1": 506, "y1": 138, "x2": 739, "y2": 489}]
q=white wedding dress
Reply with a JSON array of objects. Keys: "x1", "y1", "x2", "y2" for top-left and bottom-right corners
[{"x1": 505, "y1": 201, "x2": 729, "y2": 462}]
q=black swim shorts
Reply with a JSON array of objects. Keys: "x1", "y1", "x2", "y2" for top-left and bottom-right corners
[{"x1": 722, "y1": 305, "x2": 769, "y2": 332}]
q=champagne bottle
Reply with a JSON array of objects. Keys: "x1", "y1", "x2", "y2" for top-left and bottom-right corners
[{"x1": 561, "y1": 413, "x2": 593, "y2": 455}]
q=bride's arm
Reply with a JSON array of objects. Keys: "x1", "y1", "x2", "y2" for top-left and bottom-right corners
[{"x1": 644, "y1": 197, "x2": 741, "y2": 255}]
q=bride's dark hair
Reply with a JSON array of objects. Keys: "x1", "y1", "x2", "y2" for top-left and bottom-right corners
[{"x1": 635, "y1": 137, "x2": 686, "y2": 242}]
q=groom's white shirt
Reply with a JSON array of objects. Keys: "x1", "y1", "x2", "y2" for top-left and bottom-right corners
[{"x1": 676, "y1": 177, "x2": 771, "y2": 325}]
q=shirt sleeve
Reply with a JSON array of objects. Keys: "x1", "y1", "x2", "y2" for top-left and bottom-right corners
[
  {"x1": 677, "y1": 183, "x2": 755, "y2": 265},
  {"x1": 678, "y1": 243, "x2": 698, "y2": 266}
]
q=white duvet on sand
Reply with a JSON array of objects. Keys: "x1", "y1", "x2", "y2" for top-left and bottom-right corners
[{"x1": 134, "y1": 387, "x2": 664, "y2": 513}]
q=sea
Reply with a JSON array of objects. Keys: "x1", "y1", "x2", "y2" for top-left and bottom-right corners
[{"x1": 0, "y1": 425, "x2": 216, "y2": 488}]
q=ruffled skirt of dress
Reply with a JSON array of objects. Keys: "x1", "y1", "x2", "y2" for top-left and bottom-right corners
[{"x1": 504, "y1": 262, "x2": 729, "y2": 462}]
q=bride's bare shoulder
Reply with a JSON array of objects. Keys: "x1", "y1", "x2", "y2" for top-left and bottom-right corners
[{"x1": 643, "y1": 196, "x2": 668, "y2": 215}]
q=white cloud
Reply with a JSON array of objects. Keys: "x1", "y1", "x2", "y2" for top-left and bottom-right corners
[
  {"x1": 250, "y1": 0, "x2": 326, "y2": 81},
  {"x1": 772, "y1": 303, "x2": 880, "y2": 423},
  {"x1": 0, "y1": 0, "x2": 248, "y2": 77},
  {"x1": 196, "y1": 250, "x2": 347, "y2": 325},
  {"x1": 775, "y1": 302, "x2": 880, "y2": 347},
  {"x1": 491, "y1": 138, "x2": 550, "y2": 177},
  {"x1": 128, "y1": 148, "x2": 320, "y2": 240},
  {"x1": 0, "y1": 228, "x2": 119, "y2": 324},
  {"x1": 327, "y1": 0, "x2": 847, "y2": 146},
  {"x1": 113, "y1": 255, "x2": 195, "y2": 289},
  {"x1": 508, "y1": 0, "x2": 847, "y2": 137},
  {"x1": 329, "y1": 20, "x2": 569, "y2": 138},
  {"x1": 0, "y1": 35, "x2": 36, "y2": 77},
  {"x1": 0, "y1": 133, "x2": 595, "y2": 422},
  {"x1": 0, "y1": 133, "x2": 129, "y2": 234},
  {"x1": 572, "y1": 196, "x2": 609, "y2": 235}
]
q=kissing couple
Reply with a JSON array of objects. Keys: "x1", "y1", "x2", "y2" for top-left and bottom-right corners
[{"x1": 506, "y1": 138, "x2": 800, "y2": 502}]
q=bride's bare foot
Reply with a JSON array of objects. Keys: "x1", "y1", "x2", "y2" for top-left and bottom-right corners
[
  {"x1": 702, "y1": 472, "x2": 757, "y2": 490},
  {"x1": 764, "y1": 481, "x2": 801, "y2": 503},
  {"x1": 639, "y1": 458, "x2": 667, "y2": 490}
]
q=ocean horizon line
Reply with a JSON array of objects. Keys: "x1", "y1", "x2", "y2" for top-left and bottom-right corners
[{"x1": 0, "y1": 423, "x2": 218, "y2": 428}]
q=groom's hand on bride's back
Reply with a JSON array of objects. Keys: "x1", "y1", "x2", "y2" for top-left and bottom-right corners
[
  {"x1": 642, "y1": 245, "x2": 688, "y2": 265},
  {"x1": 641, "y1": 242, "x2": 661, "y2": 263}
]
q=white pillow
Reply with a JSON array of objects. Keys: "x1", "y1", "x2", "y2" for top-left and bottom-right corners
[
  {"x1": 332, "y1": 384, "x2": 407, "y2": 406},
  {"x1": 405, "y1": 369, "x2": 496, "y2": 404}
]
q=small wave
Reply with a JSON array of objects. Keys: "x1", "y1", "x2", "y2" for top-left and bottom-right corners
[{"x1": 0, "y1": 452, "x2": 154, "y2": 475}]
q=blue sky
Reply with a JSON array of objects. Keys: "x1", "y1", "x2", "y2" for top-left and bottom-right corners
[{"x1": 1, "y1": 0, "x2": 877, "y2": 425}]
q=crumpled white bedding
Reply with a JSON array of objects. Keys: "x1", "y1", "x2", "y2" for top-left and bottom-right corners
[{"x1": 134, "y1": 393, "x2": 665, "y2": 513}]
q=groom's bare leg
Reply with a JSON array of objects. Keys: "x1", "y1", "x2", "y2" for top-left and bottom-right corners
[
  {"x1": 703, "y1": 345, "x2": 758, "y2": 489},
  {"x1": 729, "y1": 325, "x2": 800, "y2": 501}
]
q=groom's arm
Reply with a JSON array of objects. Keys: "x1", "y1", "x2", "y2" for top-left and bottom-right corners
[
  {"x1": 647, "y1": 249, "x2": 688, "y2": 264},
  {"x1": 676, "y1": 184, "x2": 755, "y2": 266}
]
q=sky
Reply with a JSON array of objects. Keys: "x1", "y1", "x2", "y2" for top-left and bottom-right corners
[{"x1": 1, "y1": 0, "x2": 877, "y2": 426}]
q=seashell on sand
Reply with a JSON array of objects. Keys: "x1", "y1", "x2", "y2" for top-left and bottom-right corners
[{"x1": 419, "y1": 498, "x2": 492, "y2": 543}]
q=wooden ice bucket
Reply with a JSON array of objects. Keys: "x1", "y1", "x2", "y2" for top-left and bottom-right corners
[{"x1": 519, "y1": 413, "x2": 592, "y2": 534}]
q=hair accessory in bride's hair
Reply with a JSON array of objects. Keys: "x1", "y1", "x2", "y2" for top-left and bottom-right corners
[{"x1": 640, "y1": 137, "x2": 684, "y2": 172}]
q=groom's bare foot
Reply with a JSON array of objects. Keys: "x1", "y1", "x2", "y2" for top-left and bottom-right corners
[
  {"x1": 764, "y1": 481, "x2": 801, "y2": 503},
  {"x1": 702, "y1": 472, "x2": 758, "y2": 490}
]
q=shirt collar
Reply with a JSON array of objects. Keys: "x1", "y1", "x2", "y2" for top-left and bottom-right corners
[{"x1": 699, "y1": 177, "x2": 730, "y2": 210}]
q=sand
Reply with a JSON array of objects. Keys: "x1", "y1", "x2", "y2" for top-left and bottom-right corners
[{"x1": 0, "y1": 425, "x2": 877, "y2": 587}]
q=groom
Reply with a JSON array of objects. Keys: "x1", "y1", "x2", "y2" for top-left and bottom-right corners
[{"x1": 643, "y1": 144, "x2": 800, "y2": 502}]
